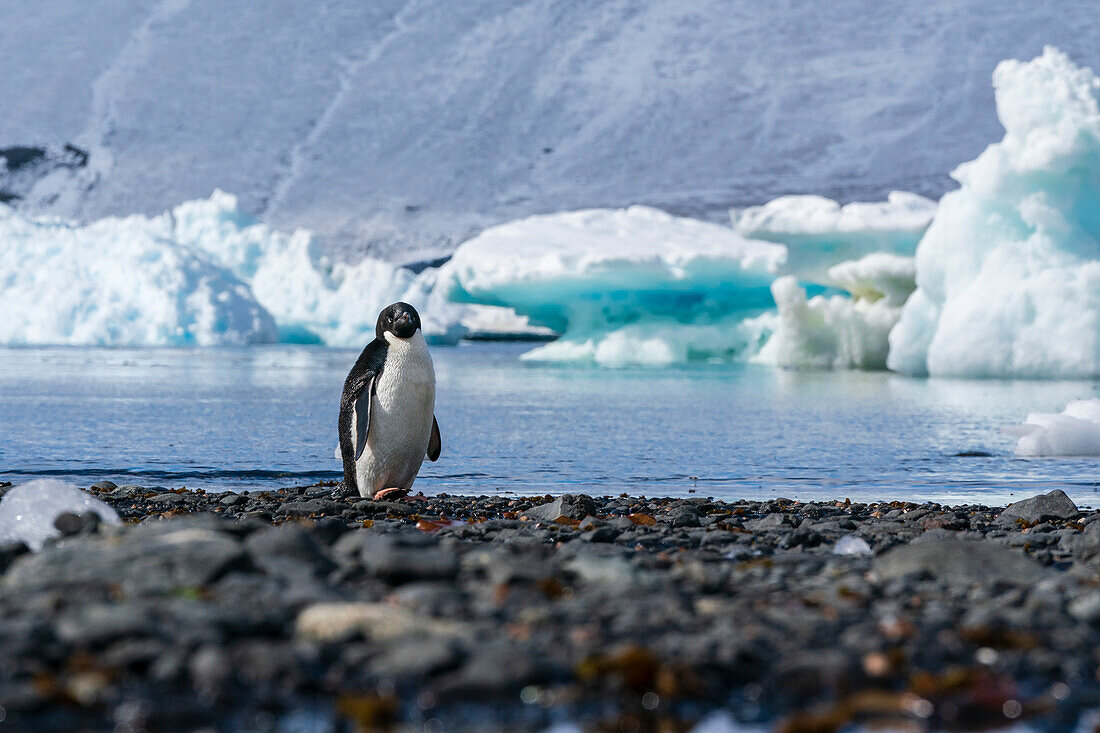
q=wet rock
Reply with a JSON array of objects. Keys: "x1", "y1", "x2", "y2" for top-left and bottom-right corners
[
  {"x1": 90, "y1": 480, "x2": 118, "y2": 491},
  {"x1": 999, "y1": 489, "x2": 1080, "y2": 523}
]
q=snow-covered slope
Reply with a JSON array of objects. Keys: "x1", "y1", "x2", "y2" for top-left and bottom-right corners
[{"x1": 3, "y1": 0, "x2": 1100, "y2": 261}]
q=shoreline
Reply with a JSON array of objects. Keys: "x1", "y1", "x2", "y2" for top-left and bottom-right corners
[{"x1": 1, "y1": 483, "x2": 1098, "y2": 731}]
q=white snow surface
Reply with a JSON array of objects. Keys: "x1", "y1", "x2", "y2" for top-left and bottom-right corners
[
  {"x1": 889, "y1": 48, "x2": 1100, "y2": 378},
  {"x1": 1007, "y1": 399, "x2": 1100, "y2": 457},
  {"x1": 0, "y1": 480, "x2": 120, "y2": 552},
  {"x1": 4, "y1": 1, "x2": 1100, "y2": 261}
]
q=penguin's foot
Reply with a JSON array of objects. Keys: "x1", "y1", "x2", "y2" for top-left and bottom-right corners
[
  {"x1": 373, "y1": 487, "x2": 410, "y2": 501},
  {"x1": 373, "y1": 488, "x2": 428, "y2": 502}
]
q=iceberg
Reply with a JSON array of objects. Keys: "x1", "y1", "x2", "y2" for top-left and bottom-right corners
[
  {"x1": 0, "y1": 202, "x2": 277, "y2": 346},
  {"x1": 889, "y1": 48, "x2": 1100, "y2": 378},
  {"x1": 1007, "y1": 399, "x2": 1100, "y2": 456},
  {"x1": 731, "y1": 192, "x2": 936, "y2": 282},
  {"x1": 753, "y1": 254, "x2": 915, "y2": 371},
  {"x1": 0, "y1": 191, "x2": 482, "y2": 348},
  {"x1": 0, "y1": 479, "x2": 120, "y2": 551},
  {"x1": 437, "y1": 206, "x2": 786, "y2": 365}
]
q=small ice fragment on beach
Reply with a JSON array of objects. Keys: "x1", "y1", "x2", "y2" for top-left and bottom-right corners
[
  {"x1": 1007, "y1": 398, "x2": 1100, "y2": 456},
  {"x1": 834, "y1": 535, "x2": 873, "y2": 556},
  {"x1": 0, "y1": 479, "x2": 120, "y2": 551}
]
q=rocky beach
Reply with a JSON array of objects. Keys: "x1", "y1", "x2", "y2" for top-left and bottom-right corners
[{"x1": 0, "y1": 482, "x2": 1098, "y2": 732}]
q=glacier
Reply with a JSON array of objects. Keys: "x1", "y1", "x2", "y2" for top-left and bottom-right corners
[
  {"x1": 1007, "y1": 399, "x2": 1100, "y2": 456},
  {"x1": 0, "y1": 480, "x2": 120, "y2": 551},
  {"x1": 889, "y1": 48, "x2": 1100, "y2": 378},
  {"x1": 3, "y1": 1, "x2": 1100, "y2": 260}
]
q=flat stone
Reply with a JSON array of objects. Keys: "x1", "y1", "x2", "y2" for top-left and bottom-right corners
[
  {"x1": 90, "y1": 481, "x2": 117, "y2": 491},
  {"x1": 6, "y1": 523, "x2": 248, "y2": 595},
  {"x1": 244, "y1": 523, "x2": 336, "y2": 578},
  {"x1": 999, "y1": 490, "x2": 1080, "y2": 523},
  {"x1": 360, "y1": 533, "x2": 458, "y2": 583},
  {"x1": 873, "y1": 538, "x2": 1049, "y2": 586},
  {"x1": 276, "y1": 499, "x2": 345, "y2": 517},
  {"x1": 523, "y1": 494, "x2": 597, "y2": 523},
  {"x1": 295, "y1": 602, "x2": 470, "y2": 643}
]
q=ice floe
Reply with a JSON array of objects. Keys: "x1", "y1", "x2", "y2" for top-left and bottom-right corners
[
  {"x1": 1007, "y1": 399, "x2": 1100, "y2": 457},
  {"x1": 0, "y1": 479, "x2": 120, "y2": 551},
  {"x1": 890, "y1": 47, "x2": 1100, "y2": 378}
]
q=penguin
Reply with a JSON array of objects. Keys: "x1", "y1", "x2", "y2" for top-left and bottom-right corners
[{"x1": 336, "y1": 302, "x2": 441, "y2": 499}]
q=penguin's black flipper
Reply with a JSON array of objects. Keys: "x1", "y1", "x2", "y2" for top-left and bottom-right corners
[
  {"x1": 427, "y1": 416, "x2": 441, "y2": 461},
  {"x1": 353, "y1": 376, "x2": 375, "y2": 460},
  {"x1": 338, "y1": 338, "x2": 388, "y2": 496}
]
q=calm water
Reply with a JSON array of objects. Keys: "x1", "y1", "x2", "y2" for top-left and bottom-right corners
[{"x1": 0, "y1": 343, "x2": 1098, "y2": 506}]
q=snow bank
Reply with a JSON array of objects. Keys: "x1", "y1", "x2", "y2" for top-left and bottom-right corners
[
  {"x1": 0, "y1": 480, "x2": 120, "y2": 551},
  {"x1": 890, "y1": 48, "x2": 1100, "y2": 378},
  {"x1": 752, "y1": 254, "x2": 915, "y2": 370},
  {"x1": 732, "y1": 192, "x2": 935, "y2": 282},
  {"x1": 1007, "y1": 399, "x2": 1100, "y2": 456}
]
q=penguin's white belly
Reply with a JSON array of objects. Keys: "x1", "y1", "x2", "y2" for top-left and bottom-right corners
[{"x1": 353, "y1": 332, "x2": 435, "y2": 497}]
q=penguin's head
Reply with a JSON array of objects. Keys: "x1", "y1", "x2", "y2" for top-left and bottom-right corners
[{"x1": 376, "y1": 302, "x2": 422, "y2": 340}]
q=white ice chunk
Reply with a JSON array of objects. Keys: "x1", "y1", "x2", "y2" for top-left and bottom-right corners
[
  {"x1": 1009, "y1": 399, "x2": 1100, "y2": 456},
  {"x1": 0, "y1": 480, "x2": 120, "y2": 551},
  {"x1": 732, "y1": 192, "x2": 935, "y2": 283},
  {"x1": 752, "y1": 254, "x2": 916, "y2": 371},
  {"x1": 833, "y1": 535, "x2": 873, "y2": 556},
  {"x1": 890, "y1": 48, "x2": 1100, "y2": 378}
]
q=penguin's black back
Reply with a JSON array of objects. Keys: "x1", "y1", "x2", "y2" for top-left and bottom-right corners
[{"x1": 338, "y1": 338, "x2": 389, "y2": 494}]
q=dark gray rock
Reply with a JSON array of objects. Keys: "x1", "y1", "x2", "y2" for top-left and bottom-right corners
[
  {"x1": 369, "y1": 636, "x2": 463, "y2": 680},
  {"x1": 360, "y1": 532, "x2": 458, "y2": 583},
  {"x1": 90, "y1": 480, "x2": 118, "y2": 491},
  {"x1": 873, "y1": 537, "x2": 1049, "y2": 585},
  {"x1": 56, "y1": 603, "x2": 158, "y2": 645},
  {"x1": 276, "y1": 499, "x2": 345, "y2": 517},
  {"x1": 244, "y1": 524, "x2": 336, "y2": 578},
  {"x1": 999, "y1": 490, "x2": 1080, "y2": 523},
  {"x1": 6, "y1": 523, "x2": 248, "y2": 595},
  {"x1": 524, "y1": 494, "x2": 597, "y2": 522}
]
